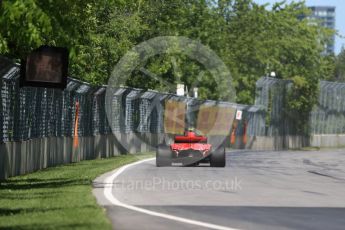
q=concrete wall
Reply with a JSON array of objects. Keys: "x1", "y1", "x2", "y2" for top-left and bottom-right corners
[
  {"x1": 244, "y1": 136, "x2": 310, "y2": 150},
  {"x1": 1, "y1": 133, "x2": 344, "y2": 180},
  {"x1": 310, "y1": 135, "x2": 345, "y2": 148},
  {"x1": 240, "y1": 135, "x2": 345, "y2": 151},
  {"x1": 0, "y1": 132, "x2": 168, "y2": 180}
]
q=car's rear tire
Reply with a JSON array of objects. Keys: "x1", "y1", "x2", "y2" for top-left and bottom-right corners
[
  {"x1": 210, "y1": 147, "x2": 226, "y2": 167},
  {"x1": 156, "y1": 144, "x2": 171, "y2": 167}
]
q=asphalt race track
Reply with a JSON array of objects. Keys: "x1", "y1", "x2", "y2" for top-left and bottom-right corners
[{"x1": 93, "y1": 150, "x2": 345, "y2": 230}]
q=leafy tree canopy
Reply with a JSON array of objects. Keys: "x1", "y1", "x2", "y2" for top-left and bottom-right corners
[
  {"x1": 334, "y1": 48, "x2": 345, "y2": 82},
  {"x1": 0, "y1": 0, "x2": 335, "y2": 105}
]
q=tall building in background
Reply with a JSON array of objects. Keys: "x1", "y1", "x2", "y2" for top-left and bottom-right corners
[{"x1": 308, "y1": 6, "x2": 336, "y2": 54}]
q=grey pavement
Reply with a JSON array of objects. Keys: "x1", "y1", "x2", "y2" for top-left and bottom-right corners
[{"x1": 93, "y1": 149, "x2": 345, "y2": 230}]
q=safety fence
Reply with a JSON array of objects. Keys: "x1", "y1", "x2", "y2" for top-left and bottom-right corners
[
  {"x1": 0, "y1": 57, "x2": 345, "y2": 146},
  {"x1": 255, "y1": 77, "x2": 345, "y2": 136},
  {"x1": 1, "y1": 56, "x2": 263, "y2": 144},
  {"x1": 1, "y1": 56, "x2": 263, "y2": 179},
  {"x1": 310, "y1": 81, "x2": 345, "y2": 135},
  {"x1": 2, "y1": 58, "x2": 345, "y2": 146},
  {"x1": 254, "y1": 77, "x2": 292, "y2": 136},
  {"x1": 2, "y1": 56, "x2": 345, "y2": 179}
]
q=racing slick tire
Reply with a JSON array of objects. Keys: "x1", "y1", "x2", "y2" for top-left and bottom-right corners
[
  {"x1": 156, "y1": 144, "x2": 171, "y2": 167},
  {"x1": 210, "y1": 147, "x2": 226, "y2": 167}
]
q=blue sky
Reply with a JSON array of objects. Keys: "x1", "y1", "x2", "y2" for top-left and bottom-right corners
[{"x1": 253, "y1": 0, "x2": 345, "y2": 54}]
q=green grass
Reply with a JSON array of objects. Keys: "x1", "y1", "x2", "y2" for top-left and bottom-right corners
[{"x1": 0, "y1": 153, "x2": 154, "y2": 230}]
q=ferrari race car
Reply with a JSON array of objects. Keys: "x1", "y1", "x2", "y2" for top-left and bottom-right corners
[{"x1": 156, "y1": 129, "x2": 226, "y2": 167}]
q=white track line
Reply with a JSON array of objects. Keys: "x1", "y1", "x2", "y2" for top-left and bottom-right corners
[{"x1": 103, "y1": 158, "x2": 240, "y2": 230}]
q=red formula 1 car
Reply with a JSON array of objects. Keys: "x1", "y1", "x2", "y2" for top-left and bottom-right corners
[{"x1": 156, "y1": 130, "x2": 226, "y2": 167}]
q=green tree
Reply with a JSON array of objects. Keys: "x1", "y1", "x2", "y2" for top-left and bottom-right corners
[
  {"x1": 220, "y1": 0, "x2": 334, "y2": 103},
  {"x1": 0, "y1": 0, "x2": 52, "y2": 58},
  {"x1": 0, "y1": 0, "x2": 145, "y2": 85},
  {"x1": 0, "y1": 0, "x2": 336, "y2": 110},
  {"x1": 335, "y1": 48, "x2": 345, "y2": 81}
]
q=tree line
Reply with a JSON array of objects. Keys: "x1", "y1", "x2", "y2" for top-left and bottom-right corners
[{"x1": 0, "y1": 0, "x2": 340, "y2": 109}]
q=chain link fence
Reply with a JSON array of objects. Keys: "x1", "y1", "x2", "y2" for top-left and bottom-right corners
[
  {"x1": 3, "y1": 56, "x2": 345, "y2": 180},
  {"x1": 1, "y1": 56, "x2": 262, "y2": 145},
  {"x1": 254, "y1": 77, "x2": 292, "y2": 136},
  {"x1": 254, "y1": 77, "x2": 345, "y2": 136},
  {"x1": 2, "y1": 56, "x2": 345, "y2": 145},
  {"x1": 310, "y1": 81, "x2": 345, "y2": 135}
]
